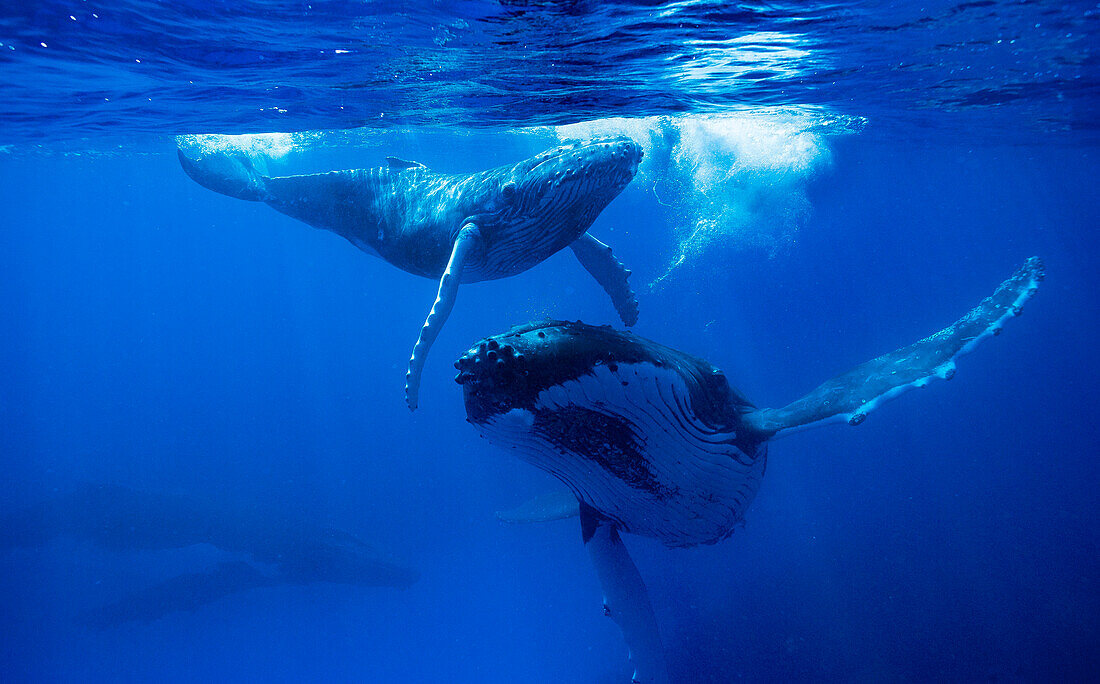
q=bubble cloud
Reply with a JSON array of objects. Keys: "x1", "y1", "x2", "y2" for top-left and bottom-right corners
[{"x1": 553, "y1": 111, "x2": 861, "y2": 288}]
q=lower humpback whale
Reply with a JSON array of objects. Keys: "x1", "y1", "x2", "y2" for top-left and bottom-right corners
[
  {"x1": 456, "y1": 258, "x2": 1044, "y2": 683},
  {"x1": 177, "y1": 136, "x2": 644, "y2": 409},
  {"x1": 1, "y1": 483, "x2": 418, "y2": 626}
]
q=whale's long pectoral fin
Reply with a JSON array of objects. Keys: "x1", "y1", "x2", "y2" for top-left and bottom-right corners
[
  {"x1": 496, "y1": 490, "x2": 580, "y2": 523},
  {"x1": 405, "y1": 224, "x2": 482, "y2": 410},
  {"x1": 744, "y1": 257, "x2": 1044, "y2": 437},
  {"x1": 571, "y1": 233, "x2": 640, "y2": 326},
  {"x1": 581, "y1": 503, "x2": 669, "y2": 684}
]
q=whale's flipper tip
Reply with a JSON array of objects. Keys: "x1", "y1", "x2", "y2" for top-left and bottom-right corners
[
  {"x1": 405, "y1": 223, "x2": 483, "y2": 412},
  {"x1": 571, "y1": 233, "x2": 640, "y2": 327},
  {"x1": 745, "y1": 258, "x2": 1044, "y2": 437},
  {"x1": 1023, "y1": 255, "x2": 1045, "y2": 278},
  {"x1": 404, "y1": 371, "x2": 419, "y2": 412}
]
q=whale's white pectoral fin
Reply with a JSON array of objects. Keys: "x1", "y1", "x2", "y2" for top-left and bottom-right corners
[
  {"x1": 582, "y1": 503, "x2": 669, "y2": 684},
  {"x1": 571, "y1": 233, "x2": 640, "y2": 327},
  {"x1": 496, "y1": 490, "x2": 580, "y2": 523},
  {"x1": 405, "y1": 223, "x2": 482, "y2": 411},
  {"x1": 744, "y1": 257, "x2": 1045, "y2": 437}
]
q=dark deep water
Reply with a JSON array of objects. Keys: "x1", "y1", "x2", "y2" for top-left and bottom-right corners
[{"x1": 1, "y1": 2, "x2": 1098, "y2": 683}]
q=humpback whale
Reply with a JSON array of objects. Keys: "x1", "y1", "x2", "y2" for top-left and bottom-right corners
[
  {"x1": 456, "y1": 258, "x2": 1044, "y2": 683},
  {"x1": 177, "y1": 136, "x2": 644, "y2": 409},
  {"x1": 1, "y1": 483, "x2": 419, "y2": 626}
]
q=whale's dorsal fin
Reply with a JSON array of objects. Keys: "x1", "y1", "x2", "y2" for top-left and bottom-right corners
[
  {"x1": 743, "y1": 257, "x2": 1044, "y2": 438},
  {"x1": 386, "y1": 156, "x2": 426, "y2": 170}
]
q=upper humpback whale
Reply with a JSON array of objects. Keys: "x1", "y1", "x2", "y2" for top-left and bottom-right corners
[
  {"x1": 456, "y1": 258, "x2": 1044, "y2": 683},
  {"x1": 177, "y1": 136, "x2": 644, "y2": 409}
]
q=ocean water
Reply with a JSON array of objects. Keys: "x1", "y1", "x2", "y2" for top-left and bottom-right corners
[{"x1": 1, "y1": 2, "x2": 1098, "y2": 682}]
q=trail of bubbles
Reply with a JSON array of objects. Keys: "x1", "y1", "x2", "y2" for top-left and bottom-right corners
[
  {"x1": 177, "y1": 132, "x2": 296, "y2": 159},
  {"x1": 553, "y1": 111, "x2": 861, "y2": 289}
]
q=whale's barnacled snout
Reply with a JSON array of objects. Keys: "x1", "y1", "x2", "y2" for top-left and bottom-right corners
[
  {"x1": 454, "y1": 322, "x2": 590, "y2": 424},
  {"x1": 454, "y1": 336, "x2": 523, "y2": 387},
  {"x1": 455, "y1": 320, "x2": 648, "y2": 424},
  {"x1": 455, "y1": 334, "x2": 532, "y2": 423}
]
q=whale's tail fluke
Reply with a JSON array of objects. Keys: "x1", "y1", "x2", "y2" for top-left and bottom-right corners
[
  {"x1": 744, "y1": 257, "x2": 1045, "y2": 437},
  {"x1": 582, "y1": 503, "x2": 670, "y2": 684},
  {"x1": 176, "y1": 137, "x2": 271, "y2": 202}
]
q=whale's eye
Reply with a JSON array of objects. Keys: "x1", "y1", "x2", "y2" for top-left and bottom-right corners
[{"x1": 501, "y1": 181, "x2": 517, "y2": 200}]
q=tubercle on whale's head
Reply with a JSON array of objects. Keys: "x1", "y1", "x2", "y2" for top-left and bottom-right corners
[
  {"x1": 454, "y1": 321, "x2": 575, "y2": 424},
  {"x1": 503, "y1": 136, "x2": 643, "y2": 214},
  {"x1": 454, "y1": 319, "x2": 745, "y2": 427},
  {"x1": 456, "y1": 320, "x2": 656, "y2": 424},
  {"x1": 458, "y1": 137, "x2": 643, "y2": 277}
]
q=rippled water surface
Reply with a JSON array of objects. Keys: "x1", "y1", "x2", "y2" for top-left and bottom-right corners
[{"x1": 1, "y1": 0, "x2": 1097, "y2": 142}]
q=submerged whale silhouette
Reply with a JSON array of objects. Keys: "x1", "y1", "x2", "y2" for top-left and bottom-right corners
[
  {"x1": 177, "y1": 135, "x2": 643, "y2": 409},
  {"x1": 1, "y1": 483, "x2": 418, "y2": 626},
  {"x1": 458, "y1": 259, "x2": 1044, "y2": 683}
]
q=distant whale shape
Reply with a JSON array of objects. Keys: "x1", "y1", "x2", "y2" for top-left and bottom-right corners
[
  {"x1": 457, "y1": 259, "x2": 1044, "y2": 683},
  {"x1": 177, "y1": 135, "x2": 643, "y2": 409},
  {"x1": 1, "y1": 483, "x2": 418, "y2": 627}
]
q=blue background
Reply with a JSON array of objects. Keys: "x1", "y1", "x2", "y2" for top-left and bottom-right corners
[{"x1": 1, "y1": 127, "x2": 1096, "y2": 681}]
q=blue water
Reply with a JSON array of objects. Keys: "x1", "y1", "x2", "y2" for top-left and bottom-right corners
[
  {"x1": 1, "y1": 2, "x2": 1098, "y2": 682},
  {"x1": 2, "y1": 0, "x2": 1097, "y2": 141}
]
